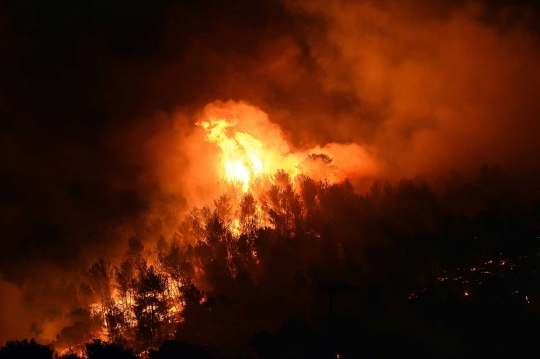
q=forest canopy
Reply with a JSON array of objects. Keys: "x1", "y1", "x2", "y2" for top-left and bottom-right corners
[{"x1": 24, "y1": 163, "x2": 538, "y2": 357}]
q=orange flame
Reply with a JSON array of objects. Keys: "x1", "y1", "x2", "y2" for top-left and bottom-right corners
[{"x1": 198, "y1": 117, "x2": 268, "y2": 192}]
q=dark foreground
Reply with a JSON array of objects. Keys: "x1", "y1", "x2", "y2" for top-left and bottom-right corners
[{"x1": 3, "y1": 252, "x2": 540, "y2": 358}]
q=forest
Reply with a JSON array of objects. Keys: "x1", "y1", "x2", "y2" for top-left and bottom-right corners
[
  {"x1": 2, "y1": 164, "x2": 540, "y2": 358},
  {"x1": 2, "y1": 0, "x2": 540, "y2": 356}
]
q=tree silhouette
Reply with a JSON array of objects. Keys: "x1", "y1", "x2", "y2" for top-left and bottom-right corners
[
  {"x1": 112, "y1": 257, "x2": 136, "y2": 341},
  {"x1": 32, "y1": 165, "x2": 540, "y2": 356},
  {"x1": 83, "y1": 339, "x2": 136, "y2": 359},
  {"x1": 133, "y1": 265, "x2": 170, "y2": 348},
  {"x1": 297, "y1": 153, "x2": 337, "y2": 183},
  {"x1": 0, "y1": 339, "x2": 53, "y2": 359},
  {"x1": 85, "y1": 259, "x2": 114, "y2": 323}
]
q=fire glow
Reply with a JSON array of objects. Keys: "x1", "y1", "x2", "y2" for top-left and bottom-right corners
[
  {"x1": 47, "y1": 101, "x2": 379, "y2": 355},
  {"x1": 198, "y1": 118, "x2": 266, "y2": 193}
]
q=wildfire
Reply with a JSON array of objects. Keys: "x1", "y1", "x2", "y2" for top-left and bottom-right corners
[
  {"x1": 50, "y1": 102, "x2": 371, "y2": 355},
  {"x1": 198, "y1": 118, "x2": 266, "y2": 192},
  {"x1": 197, "y1": 114, "x2": 349, "y2": 196}
]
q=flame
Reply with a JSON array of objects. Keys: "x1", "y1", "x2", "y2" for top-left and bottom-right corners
[
  {"x1": 190, "y1": 101, "x2": 378, "y2": 202},
  {"x1": 50, "y1": 101, "x2": 378, "y2": 354},
  {"x1": 232, "y1": 218, "x2": 241, "y2": 236},
  {"x1": 198, "y1": 118, "x2": 265, "y2": 192}
]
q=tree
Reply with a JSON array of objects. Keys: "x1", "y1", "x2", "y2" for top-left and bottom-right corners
[
  {"x1": 297, "y1": 153, "x2": 337, "y2": 183},
  {"x1": 261, "y1": 171, "x2": 303, "y2": 237},
  {"x1": 238, "y1": 193, "x2": 259, "y2": 235},
  {"x1": 105, "y1": 305, "x2": 127, "y2": 344},
  {"x1": 0, "y1": 339, "x2": 53, "y2": 359},
  {"x1": 83, "y1": 339, "x2": 136, "y2": 359},
  {"x1": 133, "y1": 265, "x2": 170, "y2": 348},
  {"x1": 159, "y1": 239, "x2": 194, "y2": 310},
  {"x1": 113, "y1": 257, "x2": 136, "y2": 341},
  {"x1": 85, "y1": 259, "x2": 114, "y2": 322},
  {"x1": 213, "y1": 195, "x2": 232, "y2": 221}
]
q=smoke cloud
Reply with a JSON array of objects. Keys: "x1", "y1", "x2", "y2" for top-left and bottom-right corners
[{"x1": 284, "y1": 0, "x2": 540, "y2": 179}]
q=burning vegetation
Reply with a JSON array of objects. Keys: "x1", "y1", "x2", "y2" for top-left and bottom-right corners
[
  {"x1": 53, "y1": 110, "x2": 357, "y2": 355},
  {"x1": 36, "y1": 109, "x2": 539, "y2": 357},
  {"x1": 2, "y1": 0, "x2": 540, "y2": 358}
]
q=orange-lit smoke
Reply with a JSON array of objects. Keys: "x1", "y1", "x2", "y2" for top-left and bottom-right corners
[
  {"x1": 190, "y1": 101, "x2": 377, "y2": 197},
  {"x1": 284, "y1": 0, "x2": 540, "y2": 179},
  {"x1": 106, "y1": 1, "x2": 540, "y2": 216},
  {"x1": 196, "y1": 105, "x2": 378, "y2": 194},
  {"x1": 0, "y1": 279, "x2": 33, "y2": 345},
  {"x1": 2, "y1": 0, "x2": 540, "y2": 347},
  {"x1": 126, "y1": 99, "x2": 379, "y2": 239}
]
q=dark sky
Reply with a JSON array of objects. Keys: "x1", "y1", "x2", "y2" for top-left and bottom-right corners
[{"x1": 0, "y1": 0, "x2": 540, "y2": 342}]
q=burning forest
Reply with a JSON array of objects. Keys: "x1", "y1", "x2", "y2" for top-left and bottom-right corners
[
  {"x1": 1, "y1": 0, "x2": 540, "y2": 358},
  {"x1": 19, "y1": 110, "x2": 540, "y2": 357},
  {"x1": 52, "y1": 107, "x2": 373, "y2": 355}
]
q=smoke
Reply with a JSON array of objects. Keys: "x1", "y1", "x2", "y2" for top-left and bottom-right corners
[
  {"x1": 117, "y1": 0, "x2": 540, "y2": 211},
  {"x1": 120, "y1": 0, "x2": 540, "y2": 186},
  {"x1": 0, "y1": 0, "x2": 539, "y2": 345},
  {"x1": 0, "y1": 278, "x2": 33, "y2": 344},
  {"x1": 284, "y1": 0, "x2": 540, "y2": 178},
  {"x1": 117, "y1": 99, "x2": 381, "y2": 217}
]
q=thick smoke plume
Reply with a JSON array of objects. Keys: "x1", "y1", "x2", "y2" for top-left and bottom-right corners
[{"x1": 285, "y1": 0, "x2": 540, "y2": 179}]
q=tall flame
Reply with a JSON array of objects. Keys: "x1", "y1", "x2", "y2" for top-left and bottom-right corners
[
  {"x1": 198, "y1": 117, "x2": 266, "y2": 192},
  {"x1": 194, "y1": 101, "x2": 376, "y2": 197}
]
